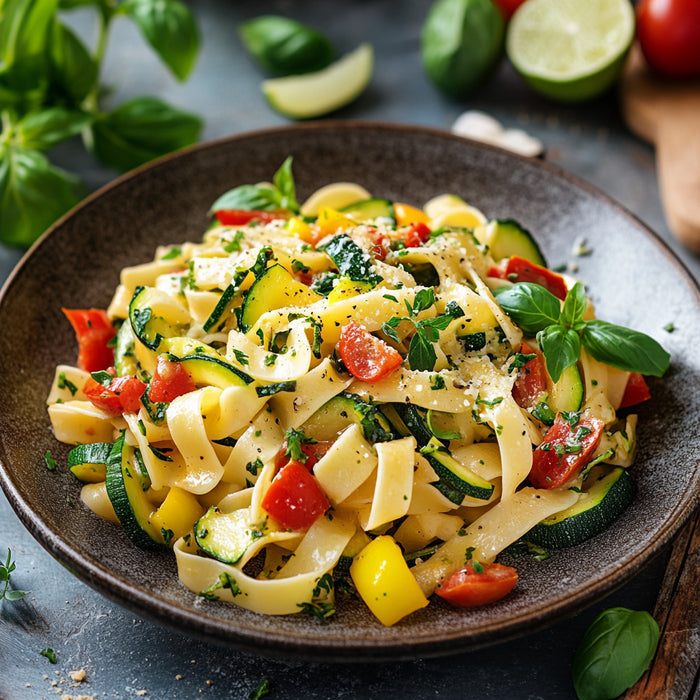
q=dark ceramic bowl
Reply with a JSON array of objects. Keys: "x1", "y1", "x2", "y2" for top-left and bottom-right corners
[{"x1": 1, "y1": 123, "x2": 698, "y2": 661}]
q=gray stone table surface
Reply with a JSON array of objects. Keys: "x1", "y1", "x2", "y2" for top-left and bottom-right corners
[{"x1": 1, "y1": 1, "x2": 699, "y2": 699}]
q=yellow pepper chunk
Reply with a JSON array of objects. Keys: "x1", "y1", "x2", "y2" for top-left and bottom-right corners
[
  {"x1": 152, "y1": 486, "x2": 205, "y2": 544},
  {"x1": 286, "y1": 216, "x2": 314, "y2": 244},
  {"x1": 315, "y1": 207, "x2": 356, "y2": 237},
  {"x1": 393, "y1": 202, "x2": 430, "y2": 227},
  {"x1": 350, "y1": 535, "x2": 429, "y2": 626},
  {"x1": 326, "y1": 277, "x2": 374, "y2": 304}
]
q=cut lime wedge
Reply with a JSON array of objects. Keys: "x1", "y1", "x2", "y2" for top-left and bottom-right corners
[
  {"x1": 506, "y1": 0, "x2": 635, "y2": 102},
  {"x1": 262, "y1": 43, "x2": 373, "y2": 119}
]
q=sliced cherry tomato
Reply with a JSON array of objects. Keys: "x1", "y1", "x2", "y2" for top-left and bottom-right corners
[
  {"x1": 637, "y1": 0, "x2": 700, "y2": 78},
  {"x1": 62, "y1": 308, "x2": 116, "y2": 373},
  {"x1": 403, "y1": 222, "x2": 432, "y2": 248},
  {"x1": 529, "y1": 414, "x2": 604, "y2": 489},
  {"x1": 261, "y1": 459, "x2": 329, "y2": 530},
  {"x1": 436, "y1": 561, "x2": 518, "y2": 608},
  {"x1": 511, "y1": 342, "x2": 547, "y2": 409},
  {"x1": 213, "y1": 209, "x2": 289, "y2": 226},
  {"x1": 337, "y1": 321, "x2": 403, "y2": 382},
  {"x1": 83, "y1": 373, "x2": 147, "y2": 414},
  {"x1": 619, "y1": 372, "x2": 651, "y2": 409},
  {"x1": 274, "y1": 440, "x2": 334, "y2": 472},
  {"x1": 148, "y1": 356, "x2": 196, "y2": 403},
  {"x1": 504, "y1": 256, "x2": 568, "y2": 301},
  {"x1": 492, "y1": 0, "x2": 527, "y2": 20}
]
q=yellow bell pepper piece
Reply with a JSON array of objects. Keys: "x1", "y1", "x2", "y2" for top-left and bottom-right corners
[
  {"x1": 350, "y1": 535, "x2": 429, "y2": 626},
  {"x1": 316, "y1": 207, "x2": 356, "y2": 237},
  {"x1": 393, "y1": 202, "x2": 430, "y2": 227},
  {"x1": 286, "y1": 216, "x2": 314, "y2": 244},
  {"x1": 326, "y1": 277, "x2": 374, "y2": 304},
  {"x1": 152, "y1": 486, "x2": 205, "y2": 544}
]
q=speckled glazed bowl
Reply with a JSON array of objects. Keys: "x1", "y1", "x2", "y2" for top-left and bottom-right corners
[{"x1": 1, "y1": 123, "x2": 698, "y2": 661}]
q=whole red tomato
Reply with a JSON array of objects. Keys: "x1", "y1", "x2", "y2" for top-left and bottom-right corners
[
  {"x1": 637, "y1": 0, "x2": 700, "y2": 77},
  {"x1": 492, "y1": 0, "x2": 527, "y2": 19}
]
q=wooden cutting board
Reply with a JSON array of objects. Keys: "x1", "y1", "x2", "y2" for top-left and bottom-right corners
[{"x1": 620, "y1": 43, "x2": 700, "y2": 253}]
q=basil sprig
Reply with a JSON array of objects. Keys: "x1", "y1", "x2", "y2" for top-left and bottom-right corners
[
  {"x1": 0, "y1": 0, "x2": 201, "y2": 247},
  {"x1": 209, "y1": 157, "x2": 300, "y2": 215},
  {"x1": 572, "y1": 607, "x2": 659, "y2": 700},
  {"x1": 494, "y1": 282, "x2": 670, "y2": 382}
]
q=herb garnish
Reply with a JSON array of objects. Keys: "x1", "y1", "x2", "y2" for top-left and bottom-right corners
[
  {"x1": 210, "y1": 157, "x2": 299, "y2": 216},
  {"x1": 39, "y1": 648, "x2": 58, "y2": 664},
  {"x1": 198, "y1": 572, "x2": 242, "y2": 601},
  {"x1": 248, "y1": 679, "x2": 271, "y2": 700},
  {"x1": 284, "y1": 427, "x2": 317, "y2": 463},
  {"x1": 495, "y1": 282, "x2": 670, "y2": 381},
  {"x1": 382, "y1": 289, "x2": 464, "y2": 371},
  {"x1": 0, "y1": 549, "x2": 27, "y2": 601},
  {"x1": 44, "y1": 450, "x2": 57, "y2": 471}
]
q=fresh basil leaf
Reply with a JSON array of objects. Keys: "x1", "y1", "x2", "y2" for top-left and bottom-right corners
[
  {"x1": 89, "y1": 97, "x2": 202, "y2": 171},
  {"x1": 121, "y1": 0, "x2": 199, "y2": 81},
  {"x1": 572, "y1": 607, "x2": 659, "y2": 700},
  {"x1": 47, "y1": 20, "x2": 98, "y2": 105},
  {"x1": 272, "y1": 156, "x2": 299, "y2": 213},
  {"x1": 494, "y1": 282, "x2": 561, "y2": 335},
  {"x1": 0, "y1": 0, "x2": 58, "y2": 107},
  {"x1": 560, "y1": 282, "x2": 587, "y2": 327},
  {"x1": 210, "y1": 184, "x2": 282, "y2": 213},
  {"x1": 408, "y1": 332, "x2": 436, "y2": 371},
  {"x1": 537, "y1": 324, "x2": 580, "y2": 383},
  {"x1": 17, "y1": 107, "x2": 92, "y2": 150},
  {"x1": 0, "y1": 144, "x2": 84, "y2": 246},
  {"x1": 581, "y1": 320, "x2": 670, "y2": 377},
  {"x1": 239, "y1": 15, "x2": 335, "y2": 76}
]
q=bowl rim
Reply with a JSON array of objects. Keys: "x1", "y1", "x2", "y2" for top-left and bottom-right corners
[{"x1": 1, "y1": 121, "x2": 699, "y2": 661}]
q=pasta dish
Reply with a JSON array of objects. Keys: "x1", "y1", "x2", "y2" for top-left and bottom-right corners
[{"x1": 46, "y1": 159, "x2": 668, "y2": 626}]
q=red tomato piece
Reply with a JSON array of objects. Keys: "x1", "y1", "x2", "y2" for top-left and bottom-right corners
[
  {"x1": 403, "y1": 222, "x2": 432, "y2": 248},
  {"x1": 83, "y1": 374, "x2": 147, "y2": 415},
  {"x1": 492, "y1": 0, "x2": 527, "y2": 20},
  {"x1": 149, "y1": 356, "x2": 196, "y2": 403},
  {"x1": 529, "y1": 414, "x2": 604, "y2": 489},
  {"x1": 618, "y1": 372, "x2": 651, "y2": 409},
  {"x1": 261, "y1": 459, "x2": 329, "y2": 530},
  {"x1": 62, "y1": 308, "x2": 116, "y2": 373},
  {"x1": 436, "y1": 561, "x2": 518, "y2": 608},
  {"x1": 511, "y1": 342, "x2": 547, "y2": 409},
  {"x1": 504, "y1": 256, "x2": 568, "y2": 301},
  {"x1": 637, "y1": 0, "x2": 700, "y2": 78},
  {"x1": 213, "y1": 209, "x2": 289, "y2": 226},
  {"x1": 338, "y1": 321, "x2": 403, "y2": 382},
  {"x1": 487, "y1": 264, "x2": 506, "y2": 279}
]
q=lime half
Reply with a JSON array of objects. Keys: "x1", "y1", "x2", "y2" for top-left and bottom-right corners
[
  {"x1": 262, "y1": 43, "x2": 373, "y2": 119},
  {"x1": 506, "y1": 0, "x2": 635, "y2": 102}
]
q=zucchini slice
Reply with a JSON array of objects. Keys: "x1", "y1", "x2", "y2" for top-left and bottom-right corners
[
  {"x1": 240, "y1": 264, "x2": 322, "y2": 331},
  {"x1": 337, "y1": 528, "x2": 372, "y2": 570},
  {"x1": 301, "y1": 392, "x2": 395, "y2": 442},
  {"x1": 105, "y1": 433, "x2": 164, "y2": 549},
  {"x1": 194, "y1": 507, "x2": 269, "y2": 565},
  {"x1": 129, "y1": 286, "x2": 188, "y2": 351},
  {"x1": 527, "y1": 465, "x2": 634, "y2": 549},
  {"x1": 340, "y1": 198, "x2": 396, "y2": 225},
  {"x1": 548, "y1": 363, "x2": 584, "y2": 414},
  {"x1": 113, "y1": 320, "x2": 139, "y2": 377},
  {"x1": 421, "y1": 438, "x2": 494, "y2": 501},
  {"x1": 321, "y1": 234, "x2": 380, "y2": 284},
  {"x1": 68, "y1": 442, "x2": 112, "y2": 483},
  {"x1": 390, "y1": 403, "x2": 434, "y2": 447},
  {"x1": 481, "y1": 218, "x2": 547, "y2": 266},
  {"x1": 170, "y1": 353, "x2": 253, "y2": 389}
]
